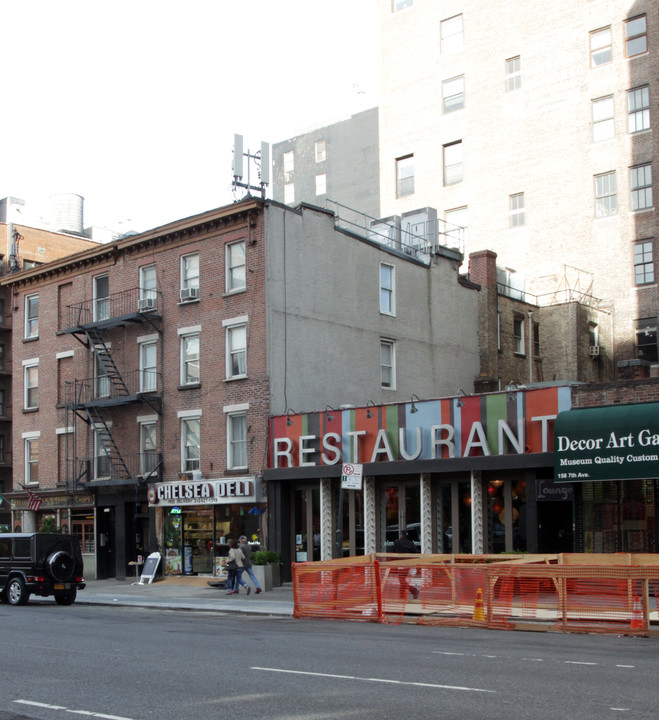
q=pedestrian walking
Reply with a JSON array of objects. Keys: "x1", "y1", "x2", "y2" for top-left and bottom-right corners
[
  {"x1": 392, "y1": 528, "x2": 419, "y2": 599},
  {"x1": 239, "y1": 535, "x2": 262, "y2": 594},
  {"x1": 225, "y1": 539, "x2": 249, "y2": 595}
]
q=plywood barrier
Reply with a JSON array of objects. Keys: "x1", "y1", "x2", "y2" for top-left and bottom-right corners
[{"x1": 292, "y1": 554, "x2": 659, "y2": 636}]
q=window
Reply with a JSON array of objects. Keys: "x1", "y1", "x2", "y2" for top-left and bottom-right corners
[
  {"x1": 635, "y1": 317, "x2": 657, "y2": 362},
  {"x1": 283, "y1": 150, "x2": 294, "y2": 174},
  {"x1": 25, "y1": 437, "x2": 39, "y2": 484},
  {"x1": 180, "y1": 253, "x2": 200, "y2": 299},
  {"x1": 630, "y1": 164, "x2": 652, "y2": 211},
  {"x1": 592, "y1": 96, "x2": 614, "y2": 142},
  {"x1": 594, "y1": 172, "x2": 617, "y2": 217},
  {"x1": 94, "y1": 274, "x2": 109, "y2": 321},
  {"x1": 315, "y1": 140, "x2": 326, "y2": 162},
  {"x1": 443, "y1": 141, "x2": 463, "y2": 185},
  {"x1": 181, "y1": 417, "x2": 201, "y2": 473},
  {"x1": 513, "y1": 316, "x2": 525, "y2": 355},
  {"x1": 634, "y1": 240, "x2": 654, "y2": 285},
  {"x1": 509, "y1": 193, "x2": 525, "y2": 227},
  {"x1": 445, "y1": 207, "x2": 468, "y2": 250},
  {"x1": 380, "y1": 339, "x2": 396, "y2": 390},
  {"x1": 226, "y1": 323, "x2": 247, "y2": 378},
  {"x1": 379, "y1": 263, "x2": 395, "y2": 315},
  {"x1": 227, "y1": 413, "x2": 248, "y2": 469},
  {"x1": 533, "y1": 323, "x2": 540, "y2": 357},
  {"x1": 226, "y1": 240, "x2": 245, "y2": 293},
  {"x1": 0, "y1": 344, "x2": 5, "y2": 371},
  {"x1": 140, "y1": 341, "x2": 157, "y2": 392},
  {"x1": 625, "y1": 15, "x2": 647, "y2": 58},
  {"x1": 24, "y1": 294, "x2": 38, "y2": 339},
  {"x1": 441, "y1": 14, "x2": 463, "y2": 54},
  {"x1": 0, "y1": 389, "x2": 5, "y2": 416},
  {"x1": 628, "y1": 86, "x2": 650, "y2": 133},
  {"x1": 392, "y1": 0, "x2": 412, "y2": 10},
  {"x1": 0, "y1": 435, "x2": 5, "y2": 464},
  {"x1": 94, "y1": 349, "x2": 110, "y2": 399},
  {"x1": 590, "y1": 27, "x2": 612, "y2": 67},
  {"x1": 589, "y1": 323, "x2": 599, "y2": 349},
  {"x1": 180, "y1": 333, "x2": 200, "y2": 385},
  {"x1": 24, "y1": 362, "x2": 38, "y2": 410},
  {"x1": 139, "y1": 264, "x2": 157, "y2": 305},
  {"x1": 284, "y1": 183, "x2": 295, "y2": 205},
  {"x1": 94, "y1": 428, "x2": 110, "y2": 479},
  {"x1": 0, "y1": 297, "x2": 6, "y2": 325},
  {"x1": 396, "y1": 155, "x2": 414, "y2": 197},
  {"x1": 442, "y1": 76, "x2": 464, "y2": 113},
  {"x1": 505, "y1": 56, "x2": 521, "y2": 92},
  {"x1": 140, "y1": 422, "x2": 158, "y2": 476},
  {"x1": 315, "y1": 173, "x2": 327, "y2": 196}
]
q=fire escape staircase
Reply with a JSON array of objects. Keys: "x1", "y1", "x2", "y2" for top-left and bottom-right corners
[{"x1": 85, "y1": 405, "x2": 131, "y2": 482}]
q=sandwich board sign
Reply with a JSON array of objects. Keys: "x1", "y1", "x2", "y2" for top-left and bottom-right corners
[{"x1": 139, "y1": 551, "x2": 161, "y2": 584}]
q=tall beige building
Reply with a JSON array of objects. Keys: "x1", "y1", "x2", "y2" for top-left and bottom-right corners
[{"x1": 379, "y1": 0, "x2": 657, "y2": 370}]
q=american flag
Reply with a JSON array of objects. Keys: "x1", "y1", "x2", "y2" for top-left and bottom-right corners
[{"x1": 27, "y1": 490, "x2": 42, "y2": 512}]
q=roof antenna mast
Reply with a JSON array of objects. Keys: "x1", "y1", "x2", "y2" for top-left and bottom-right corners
[{"x1": 232, "y1": 134, "x2": 270, "y2": 200}]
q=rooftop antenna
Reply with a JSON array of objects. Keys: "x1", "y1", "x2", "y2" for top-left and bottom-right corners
[{"x1": 232, "y1": 133, "x2": 269, "y2": 200}]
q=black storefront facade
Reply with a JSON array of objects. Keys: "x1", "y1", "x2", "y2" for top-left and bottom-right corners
[{"x1": 265, "y1": 386, "x2": 659, "y2": 579}]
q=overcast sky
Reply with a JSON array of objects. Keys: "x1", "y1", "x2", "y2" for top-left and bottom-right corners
[{"x1": 3, "y1": 1, "x2": 379, "y2": 233}]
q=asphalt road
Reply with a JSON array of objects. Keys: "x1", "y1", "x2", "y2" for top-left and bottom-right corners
[{"x1": 1, "y1": 603, "x2": 657, "y2": 720}]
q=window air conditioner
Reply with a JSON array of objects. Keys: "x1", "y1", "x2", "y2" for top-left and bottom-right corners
[
  {"x1": 138, "y1": 297, "x2": 156, "y2": 312},
  {"x1": 180, "y1": 287, "x2": 200, "y2": 302},
  {"x1": 589, "y1": 345, "x2": 600, "y2": 358}
]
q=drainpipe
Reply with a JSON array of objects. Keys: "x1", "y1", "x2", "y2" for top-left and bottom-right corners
[{"x1": 528, "y1": 310, "x2": 533, "y2": 384}]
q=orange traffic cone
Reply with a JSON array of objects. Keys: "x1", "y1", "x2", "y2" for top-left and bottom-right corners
[
  {"x1": 630, "y1": 595, "x2": 643, "y2": 630},
  {"x1": 473, "y1": 587, "x2": 485, "y2": 621}
]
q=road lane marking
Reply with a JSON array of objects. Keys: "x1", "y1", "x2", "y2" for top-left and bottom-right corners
[
  {"x1": 251, "y1": 666, "x2": 495, "y2": 693},
  {"x1": 15, "y1": 699, "x2": 137, "y2": 720},
  {"x1": 564, "y1": 661, "x2": 598, "y2": 666},
  {"x1": 616, "y1": 665, "x2": 635, "y2": 668},
  {"x1": 432, "y1": 651, "x2": 465, "y2": 656}
]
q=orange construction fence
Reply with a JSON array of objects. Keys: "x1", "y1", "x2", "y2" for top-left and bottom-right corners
[{"x1": 292, "y1": 553, "x2": 659, "y2": 636}]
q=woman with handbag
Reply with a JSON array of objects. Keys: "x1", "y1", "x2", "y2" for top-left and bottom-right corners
[{"x1": 225, "y1": 539, "x2": 249, "y2": 595}]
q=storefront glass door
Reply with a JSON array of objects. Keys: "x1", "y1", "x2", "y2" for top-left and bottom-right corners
[
  {"x1": 294, "y1": 488, "x2": 320, "y2": 562},
  {"x1": 380, "y1": 482, "x2": 421, "y2": 551}
]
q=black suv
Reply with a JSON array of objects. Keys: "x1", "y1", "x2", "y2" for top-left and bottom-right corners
[{"x1": 0, "y1": 533, "x2": 86, "y2": 605}]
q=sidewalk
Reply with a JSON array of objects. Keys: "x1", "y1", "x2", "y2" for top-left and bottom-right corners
[{"x1": 65, "y1": 576, "x2": 295, "y2": 616}]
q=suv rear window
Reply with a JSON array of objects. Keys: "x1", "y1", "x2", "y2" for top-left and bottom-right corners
[{"x1": 13, "y1": 538, "x2": 31, "y2": 558}]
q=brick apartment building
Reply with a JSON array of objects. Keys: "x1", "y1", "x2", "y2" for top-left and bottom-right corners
[{"x1": 3, "y1": 196, "x2": 483, "y2": 579}]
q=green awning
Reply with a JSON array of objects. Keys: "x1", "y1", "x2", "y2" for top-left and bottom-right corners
[{"x1": 554, "y1": 402, "x2": 659, "y2": 482}]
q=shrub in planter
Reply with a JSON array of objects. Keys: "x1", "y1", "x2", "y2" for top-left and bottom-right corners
[
  {"x1": 251, "y1": 550, "x2": 281, "y2": 589},
  {"x1": 251, "y1": 550, "x2": 281, "y2": 565}
]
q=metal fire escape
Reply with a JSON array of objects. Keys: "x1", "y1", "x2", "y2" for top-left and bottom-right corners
[{"x1": 62, "y1": 288, "x2": 163, "y2": 490}]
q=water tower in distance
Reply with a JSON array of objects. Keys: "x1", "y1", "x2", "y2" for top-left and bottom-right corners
[{"x1": 49, "y1": 193, "x2": 84, "y2": 235}]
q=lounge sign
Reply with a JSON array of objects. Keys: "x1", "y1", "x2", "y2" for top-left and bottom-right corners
[{"x1": 554, "y1": 403, "x2": 659, "y2": 482}]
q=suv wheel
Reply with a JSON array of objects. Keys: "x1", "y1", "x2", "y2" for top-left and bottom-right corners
[
  {"x1": 47, "y1": 551, "x2": 75, "y2": 583},
  {"x1": 54, "y1": 589, "x2": 77, "y2": 605},
  {"x1": 7, "y1": 577, "x2": 29, "y2": 605}
]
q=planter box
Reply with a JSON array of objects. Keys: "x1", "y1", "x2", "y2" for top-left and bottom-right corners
[{"x1": 251, "y1": 563, "x2": 281, "y2": 592}]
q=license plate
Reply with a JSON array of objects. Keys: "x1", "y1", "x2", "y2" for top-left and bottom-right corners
[{"x1": 54, "y1": 583, "x2": 70, "y2": 590}]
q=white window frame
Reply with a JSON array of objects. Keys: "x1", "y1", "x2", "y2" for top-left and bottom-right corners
[
  {"x1": 283, "y1": 150, "x2": 294, "y2": 174},
  {"x1": 140, "y1": 340, "x2": 158, "y2": 392},
  {"x1": 594, "y1": 171, "x2": 617, "y2": 217},
  {"x1": 441, "y1": 14, "x2": 463, "y2": 54},
  {"x1": 445, "y1": 207, "x2": 468, "y2": 250},
  {"x1": 442, "y1": 75, "x2": 464, "y2": 113},
  {"x1": 392, "y1": 0, "x2": 412, "y2": 11},
  {"x1": 380, "y1": 263, "x2": 396, "y2": 316},
  {"x1": 627, "y1": 86, "x2": 650, "y2": 134},
  {"x1": 284, "y1": 183, "x2": 295, "y2": 205},
  {"x1": 396, "y1": 155, "x2": 414, "y2": 197},
  {"x1": 224, "y1": 316, "x2": 248, "y2": 379},
  {"x1": 93, "y1": 274, "x2": 110, "y2": 322},
  {"x1": 315, "y1": 173, "x2": 327, "y2": 196},
  {"x1": 139, "y1": 264, "x2": 157, "y2": 303},
  {"x1": 94, "y1": 427, "x2": 111, "y2": 479},
  {"x1": 315, "y1": 140, "x2": 326, "y2": 162},
  {"x1": 380, "y1": 339, "x2": 396, "y2": 390},
  {"x1": 140, "y1": 420, "x2": 158, "y2": 476},
  {"x1": 513, "y1": 316, "x2": 525, "y2": 355},
  {"x1": 505, "y1": 56, "x2": 521, "y2": 92},
  {"x1": 23, "y1": 360, "x2": 39, "y2": 410},
  {"x1": 630, "y1": 164, "x2": 653, "y2": 211},
  {"x1": 590, "y1": 27, "x2": 612, "y2": 67},
  {"x1": 509, "y1": 193, "x2": 525, "y2": 228},
  {"x1": 592, "y1": 96, "x2": 614, "y2": 142},
  {"x1": 180, "y1": 252, "x2": 200, "y2": 294},
  {"x1": 24, "y1": 294, "x2": 39, "y2": 339},
  {"x1": 24, "y1": 433, "x2": 40, "y2": 485},
  {"x1": 180, "y1": 332, "x2": 200, "y2": 385},
  {"x1": 226, "y1": 239, "x2": 246, "y2": 293},
  {"x1": 94, "y1": 347, "x2": 111, "y2": 399},
  {"x1": 181, "y1": 416, "x2": 201, "y2": 473},
  {"x1": 443, "y1": 141, "x2": 463, "y2": 186},
  {"x1": 227, "y1": 412, "x2": 248, "y2": 470}
]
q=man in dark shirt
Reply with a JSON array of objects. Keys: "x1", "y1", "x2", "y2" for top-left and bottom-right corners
[{"x1": 392, "y1": 529, "x2": 419, "y2": 599}]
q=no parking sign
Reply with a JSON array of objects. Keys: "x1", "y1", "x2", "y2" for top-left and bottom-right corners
[{"x1": 341, "y1": 463, "x2": 363, "y2": 490}]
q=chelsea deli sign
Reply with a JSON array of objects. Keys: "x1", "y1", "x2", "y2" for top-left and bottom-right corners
[
  {"x1": 148, "y1": 478, "x2": 255, "y2": 507},
  {"x1": 554, "y1": 403, "x2": 659, "y2": 483}
]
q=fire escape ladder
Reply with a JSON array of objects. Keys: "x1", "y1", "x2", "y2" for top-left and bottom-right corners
[
  {"x1": 85, "y1": 405, "x2": 132, "y2": 481},
  {"x1": 85, "y1": 327, "x2": 130, "y2": 397}
]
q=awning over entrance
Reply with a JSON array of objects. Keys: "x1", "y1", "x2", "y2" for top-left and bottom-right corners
[{"x1": 554, "y1": 402, "x2": 659, "y2": 482}]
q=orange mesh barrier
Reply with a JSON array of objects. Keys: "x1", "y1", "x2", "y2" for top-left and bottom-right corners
[{"x1": 292, "y1": 554, "x2": 659, "y2": 636}]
